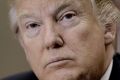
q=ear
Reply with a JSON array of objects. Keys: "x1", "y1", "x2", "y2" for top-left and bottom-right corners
[{"x1": 104, "y1": 23, "x2": 116, "y2": 45}]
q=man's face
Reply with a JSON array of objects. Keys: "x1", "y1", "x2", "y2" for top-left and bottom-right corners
[{"x1": 16, "y1": 0, "x2": 107, "y2": 80}]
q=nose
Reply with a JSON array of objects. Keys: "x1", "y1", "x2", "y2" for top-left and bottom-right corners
[{"x1": 44, "y1": 25, "x2": 64, "y2": 50}]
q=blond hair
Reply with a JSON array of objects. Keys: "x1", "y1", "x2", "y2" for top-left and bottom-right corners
[
  {"x1": 8, "y1": 0, "x2": 120, "y2": 33},
  {"x1": 95, "y1": 0, "x2": 120, "y2": 24}
]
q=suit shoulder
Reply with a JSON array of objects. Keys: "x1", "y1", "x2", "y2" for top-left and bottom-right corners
[
  {"x1": 109, "y1": 53, "x2": 120, "y2": 80},
  {"x1": 1, "y1": 71, "x2": 38, "y2": 80},
  {"x1": 114, "y1": 53, "x2": 120, "y2": 64}
]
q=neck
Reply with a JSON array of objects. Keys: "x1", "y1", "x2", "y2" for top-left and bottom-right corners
[{"x1": 103, "y1": 44, "x2": 114, "y2": 76}]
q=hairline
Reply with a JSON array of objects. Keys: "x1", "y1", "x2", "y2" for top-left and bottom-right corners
[{"x1": 8, "y1": 0, "x2": 120, "y2": 34}]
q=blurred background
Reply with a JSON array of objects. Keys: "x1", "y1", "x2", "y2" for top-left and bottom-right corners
[
  {"x1": 0, "y1": 0, "x2": 120, "y2": 79},
  {"x1": 0, "y1": 0, "x2": 30, "y2": 78}
]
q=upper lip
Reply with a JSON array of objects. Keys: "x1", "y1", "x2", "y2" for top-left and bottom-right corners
[{"x1": 44, "y1": 57, "x2": 73, "y2": 68}]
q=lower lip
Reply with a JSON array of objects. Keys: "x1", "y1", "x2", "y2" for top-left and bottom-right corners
[{"x1": 46, "y1": 60, "x2": 73, "y2": 69}]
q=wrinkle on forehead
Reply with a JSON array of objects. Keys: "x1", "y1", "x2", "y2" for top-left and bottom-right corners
[
  {"x1": 13, "y1": 0, "x2": 94, "y2": 16},
  {"x1": 16, "y1": 0, "x2": 79, "y2": 18},
  {"x1": 16, "y1": 0, "x2": 92, "y2": 17},
  {"x1": 16, "y1": 0, "x2": 91, "y2": 11}
]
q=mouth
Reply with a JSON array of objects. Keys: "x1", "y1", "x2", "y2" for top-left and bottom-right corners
[{"x1": 45, "y1": 57, "x2": 73, "y2": 69}]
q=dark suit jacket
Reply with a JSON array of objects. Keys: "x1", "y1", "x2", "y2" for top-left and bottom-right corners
[
  {"x1": 109, "y1": 53, "x2": 120, "y2": 80},
  {"x1": 1, "y1": 71, "x2": 38, "y2": 80},
  {"x1": 2, "y1": 54, "x2": 120, "y2": 80}
]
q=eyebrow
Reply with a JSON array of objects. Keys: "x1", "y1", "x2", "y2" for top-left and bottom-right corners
[
  {"x1": 54, "y1": 3, "x2": 71, "y2": 16},
  {"x1": 53, "y1": 0, "x2": 83, "y2": 18},
  {"x1": 18, "y1": 13, "x2": 35, "y2": 20}
]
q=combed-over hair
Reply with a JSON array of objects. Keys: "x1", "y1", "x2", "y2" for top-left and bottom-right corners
[
  {"x1": 8, "y1": 0, "x2": 120, "y2": 33},
  {"x1": 95, "y1": 0, "x2": 120, "y2": 24}
]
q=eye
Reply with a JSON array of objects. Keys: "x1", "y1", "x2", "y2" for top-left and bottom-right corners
[
  {"x1": 25, "y1": 22, "x2": 41, "y2": 38},
  {"x1": 59, "y1": 11, "x2": 77, "y2": 22},
  {"x1": 26, "y1": 22, "x2": 40, "y2": 29},
  {"x1": 58, "y1": 10, "x2": 79, "y2": 27}
]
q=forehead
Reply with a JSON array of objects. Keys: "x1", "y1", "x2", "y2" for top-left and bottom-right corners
[
  {"x1": 16, "y1": 0, "x2": 88, "y2": 6},
  {"x1": 14, "y1": 0, "x2": 94, "y2": 21},
  {"x1": 15, "y1": 0, "x2": 92, "y2": 13}
]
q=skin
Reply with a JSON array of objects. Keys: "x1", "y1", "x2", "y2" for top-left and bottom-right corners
[{"x1": 14, "y1": 0, "x2": 116, "y2": 80}]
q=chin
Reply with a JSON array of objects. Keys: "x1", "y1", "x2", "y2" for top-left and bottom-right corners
[{"x1": 38, "y1": 67, "x2": 101, "y2": 80}]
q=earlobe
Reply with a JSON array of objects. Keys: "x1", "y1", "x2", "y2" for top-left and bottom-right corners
[{"x1": 104, "y1": 23, "x2": 116, "y2": 45}]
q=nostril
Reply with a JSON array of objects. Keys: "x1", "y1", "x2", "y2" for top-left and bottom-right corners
[
  {"x1": 46, "y1": 37, "x2": 64, "y2": 49},
  {"x1": 45, "y1": 35, "x2": 64, "y2": 50},
  {"x1": 46, "y1": 42, "x2": 63, "y2": 50}
]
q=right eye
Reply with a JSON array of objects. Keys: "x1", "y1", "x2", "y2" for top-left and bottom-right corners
[
  {"x1": 25, "y1": 22, "x2": 41, "y2": 38},
  {"x1": 26, "y1": 22, "x2": 40, "y2": 29}
]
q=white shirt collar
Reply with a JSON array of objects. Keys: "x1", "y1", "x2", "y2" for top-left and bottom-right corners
[{"x1": 101, "y1": 60, "x2": 113, "y2": 80}]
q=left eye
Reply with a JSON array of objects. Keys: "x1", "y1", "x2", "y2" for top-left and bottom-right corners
[
  {"x1": 59, "y1": 11, "x2": 76, "y2": 21},
  {"x1": 57, "y1": 11, "x2": 80, "y2": 27}
]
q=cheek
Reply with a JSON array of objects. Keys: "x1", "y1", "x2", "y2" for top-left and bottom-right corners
[
  {"x1": 64, "y1": 24, "x2": 105, "y2": 62},
  {"x1": 22, "y1": 38, "x2": 45, "y2": 78},
  {"x1": 21, "y1": 36, "x2": 44, "y2": 67},
  {"x1": 64, "y1": 28, "x2": 89, "y2": 61},
  {"x1": 64, "y1": 24, "x2": 92, "y2": 49},
  {"x1": 63, "y1": 25, "x2": 106, "y2": 76}
]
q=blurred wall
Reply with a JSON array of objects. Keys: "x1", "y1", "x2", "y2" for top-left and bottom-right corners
[
  {"x1": 117, "y1": 23, "x2": 120, "y2": 53},
  {"x1": 0, "y1": 1, "x2": 30, "y2": 78}
]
